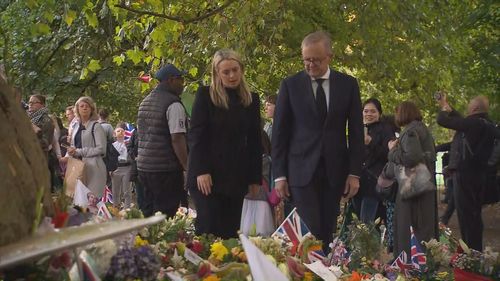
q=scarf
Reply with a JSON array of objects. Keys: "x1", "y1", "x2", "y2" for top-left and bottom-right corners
[{"x1": 28, "y1": 107, "x2": 50, "y2": 127}]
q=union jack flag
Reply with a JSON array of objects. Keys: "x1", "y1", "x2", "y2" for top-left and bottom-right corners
[
  {"x1": 124, "y1": 122, "x2": 135, "y2": 144},
  {"x1": 308, "y1": 249, "x2": 326, "y2": 263},
  {"x1": 97, "y1": 201, "x2": 112, "y2": 219},
  {"x1": 410, "y1": 226, "x2": 427, "y2": 271},
  {"x1": 101, "y1": 185, "x2": 113, "y2": 204},
  {"x1": 272, "y1": 208, "x2": 311, "y2": 248},
  {"x1": 391, "y1": 250, "x2": 412, "y2": 275}
]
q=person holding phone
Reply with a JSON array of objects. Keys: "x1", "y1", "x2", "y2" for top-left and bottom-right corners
[{"x1": 436, "y1": 92, "x2": 496, "y2": 251}]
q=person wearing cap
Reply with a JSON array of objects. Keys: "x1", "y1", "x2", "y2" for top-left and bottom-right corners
[{"x1": 136, "y1": 63, "x2": 189, "y2": 218}]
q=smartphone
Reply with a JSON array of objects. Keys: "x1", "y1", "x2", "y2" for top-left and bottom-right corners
[
  {"x1": 434, "y1": 91, "x2": 442, "y2": 101},
  {"x1": 61, "y1": 143, "x2": 70, "y2": 149}
]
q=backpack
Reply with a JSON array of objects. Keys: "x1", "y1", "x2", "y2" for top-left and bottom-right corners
[
  {"x1": 488, "y1": 123, "x2": 500, "y2": 167},
  {"x1": 91, "y1": 122, "x2": 119, "y2": 172},
  {"x1": 461, "y1": 119, "x2": 497, "y2": 167}
]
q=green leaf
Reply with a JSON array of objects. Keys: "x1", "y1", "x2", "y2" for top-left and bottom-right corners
[
  {"x1": 113, "y1": 54, "x2": 125, "y2": 66},
  {"x1": 87, "y1": 59, "x2": 101, "y2": 72},
  {"x1": 188, "y1": 67, "x2": 198, "y2": 77},
  {"x1": 85, "y1": 11, "x2": 99, "y2": 28},
  {"x1": 126, "y1": 49, "x2": 144, "y2": 65},
  {"x1": 36, "y1": 23, "x2": 51, "y2": 35},
  {"x1": 43, "y1": 12, "x2": 55, "y2": 23},
  {"x1": 64, "y1": 10, "x2": 77, "y2": 26},
  {"x1": 80, "y1": 68, "x2": 89, "y2": 80}
]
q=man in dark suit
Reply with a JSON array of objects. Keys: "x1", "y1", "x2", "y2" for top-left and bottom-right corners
[{"x1": 272, "y1": 31, "x2": 364, "y2": 250}]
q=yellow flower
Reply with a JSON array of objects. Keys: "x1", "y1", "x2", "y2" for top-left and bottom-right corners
[
  {"x1": 203, "y1": 274, "x2": 220, "y2": 281},
  {"x1": 210, "y1": 242, "x2": 229, "y2": 261},
  {"x1": 303, "y1": 271, "x2": 313, "y2": 281},
  {"x1": 134, "y1": 235, "x2": 148, "y2": 247}
]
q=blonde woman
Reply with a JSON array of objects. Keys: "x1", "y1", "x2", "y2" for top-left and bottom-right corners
[
  {"x1": 67, "y1": 96, "x2": 107, "y2": 196},
  {"x1": 187, "y1": 49, "x2": 262, "y2": 239}
]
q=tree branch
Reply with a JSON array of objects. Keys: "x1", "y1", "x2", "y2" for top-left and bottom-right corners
[
  {"x1": 38, "y1": 37, "x2": 69, "y2": 74},
  {"x1": 114, "y1": 0, "x2": 239, "y2": 24}
]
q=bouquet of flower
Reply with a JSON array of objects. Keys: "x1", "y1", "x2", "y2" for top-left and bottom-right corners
[{"x1": 450, "y1": 241, "x2": 500, "y2": 280}]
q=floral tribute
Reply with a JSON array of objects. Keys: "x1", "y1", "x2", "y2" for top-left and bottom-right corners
[{"x1": 1, "y1": 204, "x2": 499, "y2": 281}]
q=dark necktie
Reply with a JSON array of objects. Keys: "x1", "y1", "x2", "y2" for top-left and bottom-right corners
[{"x1": 315, "y1": 79, "x2": 327, "y2": 124}]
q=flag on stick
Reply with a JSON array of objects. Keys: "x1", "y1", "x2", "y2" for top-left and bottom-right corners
[
  {"x1": 101, "y1": 185, "x2": 113, "y2": 204},
  {"x1": 391, "y1": 250, "x2": 412, "y2": 277},
  {"x1": 96, "y1": 202, "x2": 112, "y2": 219},
  {"x1": 410, "y1": 226, "x2": 427, "y2": 271},
  {"x1": 272, "y1": 207, "x2": 312, "y2": 248}
]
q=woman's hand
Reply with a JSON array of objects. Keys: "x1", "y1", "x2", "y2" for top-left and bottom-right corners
[
  {"x1": 67, "y1": 146, "x2": 77, "y2": 157},
  {"x1": 388, "y1": 139, "x2": 398, "y2": 150},
  {"x1": 197, "y1": 174, "x2": 213, "y2": 195},
  {"x1": 364, "y1": 134, "x2": 372, "y2": 145},
  {"x1": 248, "y1": 184, "x2": 261, "y2": 198}
]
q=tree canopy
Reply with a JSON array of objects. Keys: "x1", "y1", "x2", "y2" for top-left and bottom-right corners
[{"x1": 1, "y1": 0, "x2": 498, "y2": 142}]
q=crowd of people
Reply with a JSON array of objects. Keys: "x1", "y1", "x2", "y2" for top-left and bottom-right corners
[{"x1": 25, "y1": 30, "x2": 499, "y2": 255}]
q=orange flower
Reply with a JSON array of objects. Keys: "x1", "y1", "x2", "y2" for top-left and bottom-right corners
[
  {"x1": 202, "y1": 274, "x2": 220, "y2": 281},
  {"x1": 348, "y1": 271, "x2": 362, "y2": 281}
]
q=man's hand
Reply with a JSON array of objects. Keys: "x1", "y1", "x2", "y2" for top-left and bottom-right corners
[
  {"x1": 31, "y1": 123, "x2": 41, "y2": 133},
  {"x1": 343, "y1": 175, "x2": 360, "y2": 199},
  {"x1": 275, "y1": 180, "x2": 290, "y2": 199},
  {"x1": 197, "y1": 174, "x2": 213, "y2": 196},
  {"x1": 437, "y1": 91, "x2": 452, "y2": 112}
]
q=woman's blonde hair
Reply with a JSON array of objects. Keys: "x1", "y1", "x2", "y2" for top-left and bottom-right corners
[
  {"x1": 210, "y1": 49, "x2": 252, "y2": 109},
  {"x1": 75, "y1": 96, "x2": 99, "y2": 121}
]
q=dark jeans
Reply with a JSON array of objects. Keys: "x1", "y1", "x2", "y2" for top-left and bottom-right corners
[
  {"x1": 133, "y1": 180, "x2": 145, "y2": 211},
  {"x1": 453, "y1": 171, "x2": 484, "y2": 251},
  {"x1": 190, "y1": 188, "x2": 244, "y2": 239},
  {"x1": 139, "y1": 170, "x2": 186, "y2": 218},
  {"x1": 290, "y1": 160, "x2": 341, "y2": 252}
]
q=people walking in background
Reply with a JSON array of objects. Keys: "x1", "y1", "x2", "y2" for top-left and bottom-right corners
[
  {"x1": 67, "y1": 96, "x2": 107, "y2": 195},
  {"x1": 263, "y1": 94, "x2": 277, "y2": 140},
  {"x1": 137, "y1": 63, "x2": 189, "y2": 218},
  {"x1": 98, "y1": 108, "x2": 115, "y2": 143},
  {"x1": 435, "y1": 143, "x2": 455, "y2": 226},
  {"x1": 28, "y1": 93, "x2": 54, "y2": 158},
  {"x1": 111, "y1": 126, "x2": 132, "y2": 208},
  {"x1": 389, "y1": 101, "x2": 437, "y2": 256},
  {"x1": 437, "y1": 93, "x2": 496, "y2": 251},
  {"x1": 272, "y1": 31, "x2": 364, "y2": 251},
  {"x1": 352, "y1": 98, "x2": 394, "y2": 224},
  {"x1": 127, "y1": 128, "x2": 144, "y2": 210},
  {"x1": 187, "y1": 49, "x2": 262, "y2": 239}
]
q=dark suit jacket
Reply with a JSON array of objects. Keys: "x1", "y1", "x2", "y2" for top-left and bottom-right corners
[
  {"x1": 272, "y1": 69, "x2": 363, "y2": 190},
  {"x1": 187, "y1": 86, "x2": 262, "y2": 197}
]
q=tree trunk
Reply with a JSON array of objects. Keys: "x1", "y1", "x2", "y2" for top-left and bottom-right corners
[{"x1": 0, "y1": 75, "x2": 53, "y2": 247}]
